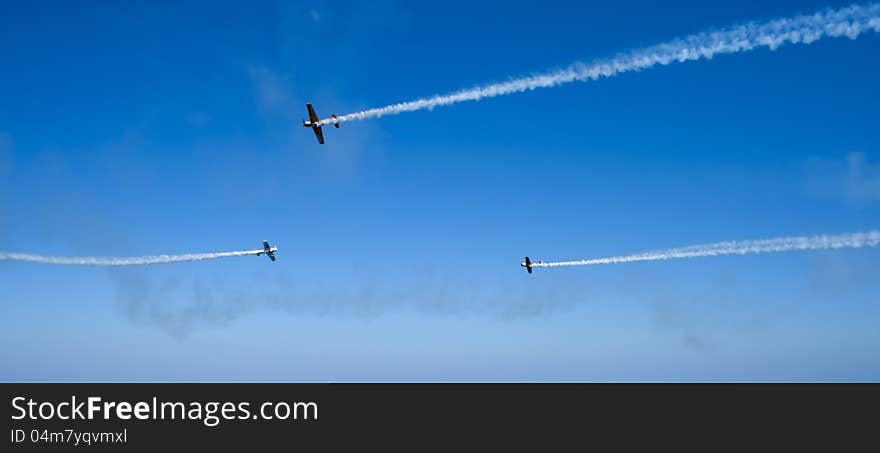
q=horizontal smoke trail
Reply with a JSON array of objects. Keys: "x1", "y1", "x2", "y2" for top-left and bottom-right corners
[
  {"x1": 533, "y1": 230, "x2": 880, "y2": 269},
  {"x1": 0, "y1": 249, "x2": 266, "y2": 266},
  {"x1": 320, "y1": 3, "x2": 880, "y2": 125}
]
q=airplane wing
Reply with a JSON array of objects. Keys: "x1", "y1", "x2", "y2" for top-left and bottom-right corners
[
  {"x1": 268, "y1": 253, "x2": 276, "y2": 261},
  {"x1": 306, "y1": 103, "x2": 320, "y2": 123},
  {"x1": 313, "y1": 127, "x2": 325, "y2": 144}
]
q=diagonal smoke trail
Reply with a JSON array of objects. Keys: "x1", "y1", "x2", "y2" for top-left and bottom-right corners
[
  {"x1": 533, "y1": 230, "x2": 880, "y2": 269},
  {"x1": 0, "y1": 249, "x2": 266, "y2": 266},
  {"x1": 320, "y1": 3, "x2": 880, "y2": 125}
]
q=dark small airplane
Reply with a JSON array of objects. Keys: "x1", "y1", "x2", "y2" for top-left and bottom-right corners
[
  {"x1": 520, "y1": 256, "x2": 543, "y2": 274},
  {"x1": 257, "y1": 240, "x2": 278, "y2": 261},
  {"x1": 303, "y1": 103, "x2": 339, "y2": 144}
]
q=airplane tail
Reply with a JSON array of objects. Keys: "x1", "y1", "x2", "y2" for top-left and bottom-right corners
[{"x1": 331, "y1": 114, "x2": 339, "y2": 128}]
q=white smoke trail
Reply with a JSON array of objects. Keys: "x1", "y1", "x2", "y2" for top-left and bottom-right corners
[
  {"x1": 0, "y1": 249, "x2": 266, "y2": 266},
  {"x1": 532, "y1": 230, "x2": 880, "y2": 269},
  {"x1": 320, "y1": 2, "x2": 880, "y2": 125}
]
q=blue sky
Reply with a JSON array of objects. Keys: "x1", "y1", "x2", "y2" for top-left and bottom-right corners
[{"x1": 1, "y1": 0, "x2": 879, "y2": 381}]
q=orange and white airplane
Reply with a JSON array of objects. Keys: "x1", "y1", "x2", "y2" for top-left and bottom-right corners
[
  {"x1": 256, "y1": 241, "x2": 277, "y2": 261},
  {"x1": 302, "y1": 103, "x2": 338, "y2": 144},
  {"x1": 521, "y1": 256, "x2": 544, "y2": 274}
]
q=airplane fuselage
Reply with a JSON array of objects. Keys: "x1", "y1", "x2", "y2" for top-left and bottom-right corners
[
  {"x1": 258, "y1": 241, "x2": 278, "y2": 261},
  {"x1": 521, "y1": 257, "x2": 544, "y2": 274},
  {"x1": 303, "y1": 104, "x2": 338, "y2": 144}
]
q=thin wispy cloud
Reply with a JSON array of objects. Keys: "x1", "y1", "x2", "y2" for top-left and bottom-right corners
[
  {"x1": 840, "y1": 152, "x2": 880, "y2": 202},
  {"x1": 249, "y1": 66, "x2": 297, "y2": 116},
  {"x1": 806, "y1": 152, "x2": 880, "y2": 204},
  {"x1": 0, "y1": 132, "x2": 12, "y2": 176},
  {"x1": 0, "y1": 132, "x2": 11, "y2": 242}
]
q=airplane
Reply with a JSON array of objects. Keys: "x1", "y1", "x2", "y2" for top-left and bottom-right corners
[
  {"x1": 257, "y1": 240, "x2": 278, "y2": 261},
  {"x1": 520, "y1": 256, "x2": 544, "y2": 274},
  {"x1": 302, "y1": 103, "x2": 339, "y2": 144}
]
